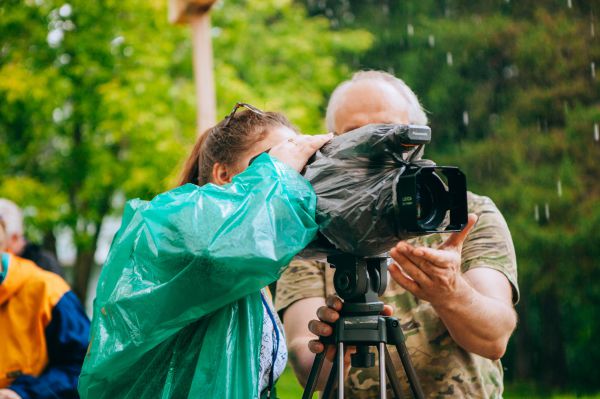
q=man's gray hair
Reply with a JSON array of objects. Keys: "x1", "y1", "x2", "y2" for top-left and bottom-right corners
[
  {"x1": 325, "y1": 70, "x2": 428, "y2": 132},
  {"x1": 0, "y1": 199, "x2": 24, "y2": 236}
]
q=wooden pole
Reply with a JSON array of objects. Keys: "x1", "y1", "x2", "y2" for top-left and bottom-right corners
[
  {"x1": 169, "y1": 0, "x2": 218, "y2": 135},
  {"x1": 190, "y1": 13, "x2": 216, "y2": 134}
]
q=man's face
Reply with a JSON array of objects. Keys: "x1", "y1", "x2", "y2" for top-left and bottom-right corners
[
  {"x1": 7, "y1": 232, "x2": 26, "y2": 255},
  {"x1": 332, "y1": 80, "x2": 410, "y2": 134}
]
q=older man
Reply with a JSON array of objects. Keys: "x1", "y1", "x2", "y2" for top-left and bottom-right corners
[{"x1": 276, "y1": 71, "x2": 518, "y2": 398}]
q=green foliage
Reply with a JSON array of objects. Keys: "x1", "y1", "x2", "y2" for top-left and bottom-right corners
[
  {"x1": 303, "y1": 0, "x2": 599, "y2": 391},
  {"x1": 211, "y1": 0, "x2": 372, "y2": 133},
  {"x1": 0, "y1": 0, "x2": 371, "y2": 298}
]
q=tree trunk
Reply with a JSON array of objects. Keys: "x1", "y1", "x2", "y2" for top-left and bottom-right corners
[
  {"x1": 42, "y1": 230, "x2": 58, "y2": 257},
  {"x1": 71, "y1": 197, "x2": 111, "y2": 303},
  {"x1": 73, "y1": 248, "x2": 96, "y2": 302}
]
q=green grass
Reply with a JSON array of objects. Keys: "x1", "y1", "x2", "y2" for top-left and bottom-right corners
[
  {"x1": 275, "y1": 364, "x2": 600, "y2": 399},
  {"x1": 276, "y1": 366, "x2": 312, "y2": 399}
]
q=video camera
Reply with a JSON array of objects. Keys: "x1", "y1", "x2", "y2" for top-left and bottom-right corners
[{"x1": 303, "y1": 124, "x2": 468, "y2": 257}]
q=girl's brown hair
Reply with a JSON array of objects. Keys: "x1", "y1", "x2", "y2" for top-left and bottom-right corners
[{"x1": 179, "y1": 108, "x2": 296, "y2": 186}]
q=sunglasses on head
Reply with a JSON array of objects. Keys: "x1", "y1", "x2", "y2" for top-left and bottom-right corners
[{"x1": 223, "y1": 102, "x2": 265, "y2": 127}]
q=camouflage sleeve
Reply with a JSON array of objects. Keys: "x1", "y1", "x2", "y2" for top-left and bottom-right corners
[
  {"x1": 274, "y1": 259, "x2": 328, "y2": 314},
  {"x1": 462, "y1": 193, "x2": 520, "y2": 304}
]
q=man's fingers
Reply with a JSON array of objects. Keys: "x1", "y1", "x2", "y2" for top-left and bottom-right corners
[
  {"x1": 382, "y1": 304, "x2": 394, "y2": 316},
  {"x1": 410, "y1": 246, "x2": 456, "y2": 269},
  {"x1": 389, "y1": 262, "x2": 421, "y2": 295},
  {"x1": 317, "y1": 305, "x2": 340, "y2": 323},
  {"x1": 308, "y1": 339, "x2": 325, "y2": 354},
  {"x1": 400, "y1": 245, "x2": 445, "y2": 271},
  {"x1": 308, "y1": 320, "x2": 333, "y2": 337},
  {"x1": 325, "y1": 295, "x2": 343, "y2": 311},
  {"x1": 390, "y1": 246, "x2": 433, "y2": 286},
  {"x1": 441, "y1": 213, "x2": 478, "y2": 249}
]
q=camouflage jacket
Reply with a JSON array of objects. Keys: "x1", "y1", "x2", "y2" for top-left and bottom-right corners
[{"x1": 276, "y1": 192, "x2": 519, "y2": 399}]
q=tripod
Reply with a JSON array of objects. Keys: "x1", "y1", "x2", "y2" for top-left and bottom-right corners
[{"x1": 302, "y1": 254, "x2": 425, "y2": 399}]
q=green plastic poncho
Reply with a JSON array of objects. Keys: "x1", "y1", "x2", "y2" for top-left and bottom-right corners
[{"x1": 78, "y1": 155, "x2": 318, "y2": 399}]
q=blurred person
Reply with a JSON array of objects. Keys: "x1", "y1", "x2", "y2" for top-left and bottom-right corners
[
  {"x1": 78, "y1": 104, "x2": 332, "y2": 399},
  {"x1": 0, "y1": 218, "x2": 90, "y2": 399},
  {"x1": 276, "y1": 71, "x2": 519, "y2": 398},
  {"x1": 0, "y1": 199, "x2": 63, "y2": 276}
]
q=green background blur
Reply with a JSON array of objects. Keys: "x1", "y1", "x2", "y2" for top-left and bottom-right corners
[{"x1": 1, "y1": 0, "x2": 598, "y2": 396}]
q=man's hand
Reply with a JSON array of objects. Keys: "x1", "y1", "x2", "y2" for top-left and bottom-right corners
[
  {"x1": 388, "y1": 214, "x2": 478, "y2": 306},
  {"x1": 388, "y1": 213, "x2": 517, "y2": 360},
  {"x1": 0, "y1": 389, "x2": 23, "y2": 399},
  {"x1": 308, "y1": 295, "x2": 393, "y2": 374}
]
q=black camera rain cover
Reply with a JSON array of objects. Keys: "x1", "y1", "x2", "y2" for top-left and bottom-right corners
[{"x1": 303, "y1": 124, "x2": 429, "y2": 257}]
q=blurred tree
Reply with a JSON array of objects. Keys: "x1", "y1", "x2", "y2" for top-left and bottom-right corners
[
  {"x1": 302, "y1": 0, "x2": 599, "y2": 392},
  {"x1": 0, "y1": 0, "x2": 371, "y2": 301}
]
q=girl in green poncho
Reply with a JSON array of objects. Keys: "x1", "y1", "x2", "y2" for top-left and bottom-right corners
[{"x1": 79, "y1": 103, "x2": 331, "y2": 399}]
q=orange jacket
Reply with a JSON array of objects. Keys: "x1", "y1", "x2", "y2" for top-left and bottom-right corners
[{"x1": 0, "y1": 253, "x2": 89, "y2": 398}]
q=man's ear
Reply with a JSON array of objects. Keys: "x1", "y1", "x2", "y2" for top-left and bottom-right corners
[{"x1": 211, "y1": 162, "x2": 233, "y2": 185}]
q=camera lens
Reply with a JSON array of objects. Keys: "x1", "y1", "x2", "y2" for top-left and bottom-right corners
[
  {"x1": 415, "y1": 171, "x2": 447, "y2": 230},
  {"x1": 416, "y1": 183, "x2": 434, "y2": 223}
]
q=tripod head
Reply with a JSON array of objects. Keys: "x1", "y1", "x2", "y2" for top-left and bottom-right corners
[{"x1": 328, "y1": 253, "x2": 388, "y2": 316}]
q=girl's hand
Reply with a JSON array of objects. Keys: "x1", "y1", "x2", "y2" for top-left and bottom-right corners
[{"x1": 269, "y1": 133, "x2": 333, "y2": 172}]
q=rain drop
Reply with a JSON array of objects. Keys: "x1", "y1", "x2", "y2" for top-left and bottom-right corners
[
  {"x1": 591, "y1": 62, "x2": 596, "y2": 80},
  {"x1": 545, "y1": 203, "x2": 550, "y2": 221},
  {"x1": 557, "y1": 180, "x2": 562, "y2": 198},
  {"x1": 428, "y1": 35, "x2": 435, "y2": 47},
  {"x1": 567, "y1": 0, "x2": 572, "y2": 8},
  {"x1": 594, "y1": 123, "x2": 599, "y2": 141},
  {"x1": 407, "y1": 24, "x2": 414, "y2": 37},
  {"x1": 59, "y1": 3, "x2": 72, "y2": 18},
  {"x1": 592, "y1": 21, "x2": 596, "y2": 38},
  {"x1": 462, "y1": 111, "x2": 469, "y2": 126},
  {"x1": 111, "y1": 36, "x2": 124, "y2": 47},
  {"x1": 47, "y1": 29, "x2": 64, "y2": 48},
  {"x1": 534, "y1": 204, "x2": 540, "y2": 222},
  {"x1": 446, "y1": 52, "x2": 453, "y2": 66}
]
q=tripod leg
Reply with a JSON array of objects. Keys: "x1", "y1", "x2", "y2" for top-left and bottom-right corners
[
  {"x1": 378, "y1": 343, "x2": 387, "y2": 399},
  {"x1": 322, "y1": 343, "x2": 343, "y2": 399},
  {"x1": 387, "y1": 318, "x2": 425, "y2": 399},
  {"x1": 321, "y1": 357, "x2": 338, "y2": 399},
  {"x1": 384, "y1": 347, "x2": 404, "y2": 399},
  {"x1": 337, "y1": 342, "x2": 344, "y2": 399},
  {"x1": 302, "y1": 352, "x2": 326, "y2": 399}
]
